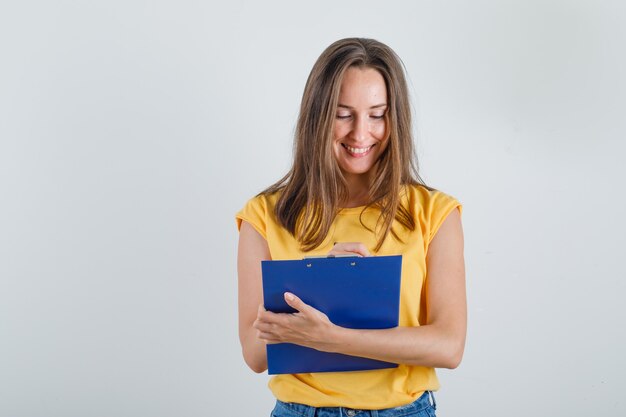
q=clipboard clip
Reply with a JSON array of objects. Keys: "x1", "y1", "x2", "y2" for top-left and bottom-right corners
[{"x1": 303, "y1": 254, "x2": 359, "y2": 267}]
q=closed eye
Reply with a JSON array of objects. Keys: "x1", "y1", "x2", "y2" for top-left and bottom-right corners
[{"x1": 335, "y1": 114, "x2": 385, "y2": 120}]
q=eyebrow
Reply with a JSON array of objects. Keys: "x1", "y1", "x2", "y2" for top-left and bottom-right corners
[{"x1": 337, "y1": 103, "x2": 388, "y2": 110}]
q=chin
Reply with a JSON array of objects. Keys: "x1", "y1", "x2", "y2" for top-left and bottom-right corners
[{"x1": 338, "y1": 163, "x2": 376, "y2": 178}]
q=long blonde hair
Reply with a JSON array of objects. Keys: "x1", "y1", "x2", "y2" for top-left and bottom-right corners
[{"x1": 263, "y1": 37, "x2": 428, "y2": 252}]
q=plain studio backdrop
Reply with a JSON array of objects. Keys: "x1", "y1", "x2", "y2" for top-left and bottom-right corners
[{"x1": 1, "y1": 1, "x2": 624, "y2": 416}]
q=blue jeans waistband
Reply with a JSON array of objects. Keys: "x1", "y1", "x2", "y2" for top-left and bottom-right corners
[{"x1": 271, "y1": 390, "x2": 436, "y2": 417}]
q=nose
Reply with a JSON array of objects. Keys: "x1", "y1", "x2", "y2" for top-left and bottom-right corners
[{"x1": 350, "y1": 115, "x2": 369, "y2": 143}]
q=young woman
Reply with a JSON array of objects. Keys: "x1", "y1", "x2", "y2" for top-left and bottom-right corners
[{"x1": 236, "y1": 38, "x2": 466, "y2": 417}]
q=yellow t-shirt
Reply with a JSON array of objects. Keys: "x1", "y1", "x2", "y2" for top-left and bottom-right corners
[{"x1": 235, "y1": 184, "x2": 462, "y2": 409}]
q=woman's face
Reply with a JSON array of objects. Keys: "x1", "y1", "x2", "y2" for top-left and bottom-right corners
[{"x1": 333, "y1": 66, "x2": 389, "y2": 182}]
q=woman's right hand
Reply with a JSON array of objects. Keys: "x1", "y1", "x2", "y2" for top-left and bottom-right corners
[{"x1": 327, "y1": 242, "x2": 371, "y2": 257}]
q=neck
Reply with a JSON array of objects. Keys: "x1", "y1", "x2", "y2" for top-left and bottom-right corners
[{"x1": 342, "y1": 172, "x2": 371, "y2": 208}]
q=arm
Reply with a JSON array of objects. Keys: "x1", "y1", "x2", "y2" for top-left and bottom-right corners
[
  {"x1": 237, "y1": 220, "x2": 271, "y2": 373},
  {"x1": 254, "y1": 208, "x2": 466, "y2": 369}
]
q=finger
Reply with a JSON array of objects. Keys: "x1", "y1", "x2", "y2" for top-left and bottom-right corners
[
  {"x1": 257, "y1": 330, "x2": 280, "y2": 343},
  {"x1": 255, "y1": 311, "x2": 279, "y2": 328},
  {"x1": 256, "y1": 304, "x2": 271, "y2": 322},
  {"x1": 284, "y1": 292, "x2": 313, "y2": 314},
  {"x1": 256, "y1": 329, "x2": 280, "y2": 344},
  {"x1": 328, "y1": 242, "x2": 371, "y2": 257},
  {"x1": 252, "y1": 320, "x2": 273, "y2": 332},
  {"x1": 327, "y1": 249, "x2": 365, "y2": 257}
]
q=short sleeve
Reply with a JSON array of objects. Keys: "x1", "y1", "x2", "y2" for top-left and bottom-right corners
[
  {"x1": 427, "y1": 191, "x2": 463, "y2": 244},
  {"x1": 235, "y1": 194, "x2": 268, "y2": 240}
]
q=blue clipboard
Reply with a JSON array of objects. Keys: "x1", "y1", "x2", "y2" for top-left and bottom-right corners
[{"x1": 261, "y1": 255, "x2": 402, "y2": 375}]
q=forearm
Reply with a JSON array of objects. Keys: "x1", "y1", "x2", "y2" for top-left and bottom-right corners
[
  {"x1": 324, "y1": 323, "x2": 465, "y2": 369},
  {"x1": 256, "y1": 292, "x2": 465, "y2": 369},
  {"x1": 240, "y1": 328, "x2": 267, "y2": 373}
]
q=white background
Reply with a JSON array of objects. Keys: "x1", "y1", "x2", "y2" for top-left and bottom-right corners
[{"x1": 1, "y1": 1, "x2": 625, "y2": 416}]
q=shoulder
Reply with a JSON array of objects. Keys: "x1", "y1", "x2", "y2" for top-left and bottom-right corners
[
  {"x1": 402, "y1": 184, "x2": 463, "y2": 243},
  {"x1": 239, "y1": 191, "x2": 280, "y2": 213},
  {"x1": 403, "y1": 184, "x2": 461, "y2": 211},
  {"x1": 402, "y1": 183, "x2": 456, "y2": 204},
  {"x1": 235, "y1": 191, "x2": 281, "y2": 239}
]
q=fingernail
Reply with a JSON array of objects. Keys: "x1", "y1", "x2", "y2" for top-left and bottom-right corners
[{"x1": 285, "y1": 292, "x2": 294, "y2": 301}]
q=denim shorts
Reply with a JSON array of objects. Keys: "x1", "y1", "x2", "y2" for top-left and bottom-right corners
[{"x1": 270, "y1": 390, "x2": 437, "y2": 417}]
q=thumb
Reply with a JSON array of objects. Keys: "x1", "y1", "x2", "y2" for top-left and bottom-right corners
[{"x1": 284, "y1": 292, "x2": 310, "y2": 313}]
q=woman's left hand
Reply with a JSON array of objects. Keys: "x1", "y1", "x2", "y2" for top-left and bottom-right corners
[
  {"x1": 327, "y1": 242, "x2": 371, "y2": 257},
  {"x1": 253, "y1": 292, "x2": 337, "y2": 351}
]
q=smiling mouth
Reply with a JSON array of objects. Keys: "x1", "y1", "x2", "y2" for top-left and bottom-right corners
[{"x1": 342, "y1": 143, "x2": 374, "y2": 157}]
